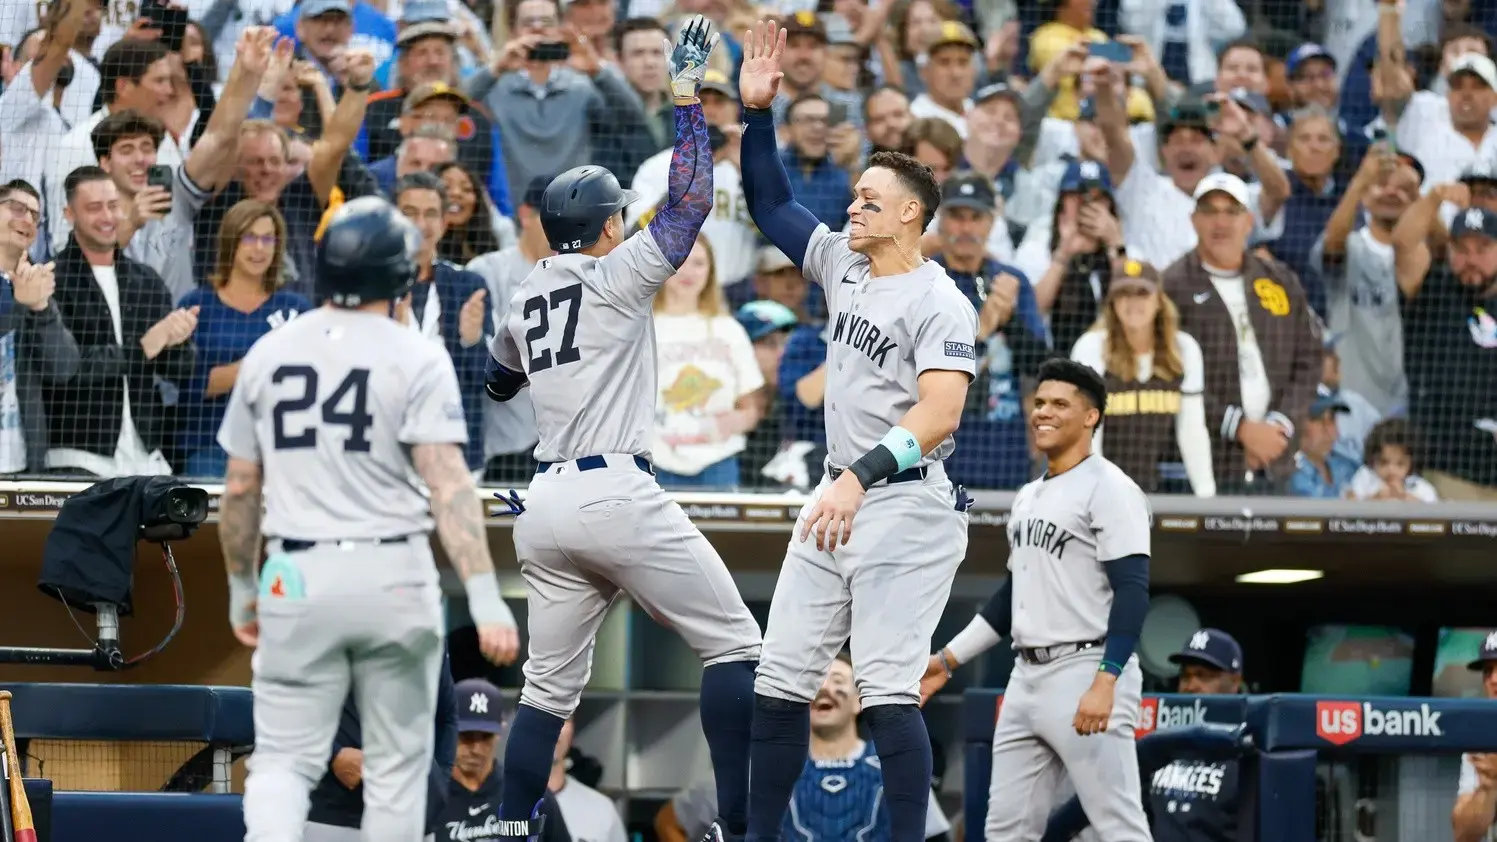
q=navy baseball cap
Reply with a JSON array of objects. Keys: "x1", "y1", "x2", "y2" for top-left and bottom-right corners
[
  {"x1": 1451, "y1": 207, "x2": 1497, "y2": 241},
  {"x1": 1307, "y1": 394, "x2": 1351, "y2": 419},
  {"x1": 454, "y1": 678, "x2": 507, "y2": 734},
  {"x1": 1169, "y1": 628, "x2": 1243, "y2": 673},
  {"x1": 522, "y1": 175, "x2": 554, "y2": 210},
  {"x1": 1286, "y1": 43, "x2": 1336, "y2": 78},
  {"x1": 1467, "y1": 631, "x2": 1497, "y2": 671},
  {"x1": 941, "y1": 171, "x2": 997, "y2": 212},
  {"x1": 736, "y1": 300, "x2": 798, "y2": 341},
  {"x1": 299, "y1": 0, "x2": 351, "y2": 18},
  {"x1": 1059, "y1": 159, "x2": 1112, "y2": 195}
]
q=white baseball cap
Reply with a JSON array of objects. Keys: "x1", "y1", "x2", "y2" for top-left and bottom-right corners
[
  {"x1": 1450, "y1": 53, "x2": 1497, "y2": 89},
  {"x1": 1192, "y1": 172, "x2": 1251, "y2": 208}
]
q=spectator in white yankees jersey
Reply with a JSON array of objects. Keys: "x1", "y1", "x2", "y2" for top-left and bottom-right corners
[
  {"x1": 962, "y1": 83, "x2": 1059, "y2": 231},
  {"x1": 1315, "y1": 147, "x2": 1421, "y2": 417},
  {"x1": 1117, "y1": 0, "x2": 1246, "y2": 88},
  {"x1": 1452, "y1": 634, "x2": 1497, "y2": 842},
  {"x1": 47, "y1": 38, "x2": 188, "y2": 255},
  {"x1": 468, "y1": 175, "x2": 548, "y2": 485},
  {"x1": 1161, "y1": 172, "x2": 1323, "y2": 495},
  {"x1": 651, "y1": 235, "x2": 765, "y2": 489},
  {"x1": 631, "y1": 69, "x2": 758, "y2": 287},
  {"x1": 1095, "y1": 69, "x2": 1289, "y2": 269},
  {"x1": 548, "y1": 719, "x2": 626, "y2": 842},
  {"x1": 1374, "y1": 0, "x2": 1497, "y2": 189},
  {"x1": 0, "y1": 2, "x2": 101, "y2": 216}
]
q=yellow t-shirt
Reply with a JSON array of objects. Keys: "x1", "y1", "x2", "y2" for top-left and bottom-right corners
[{"x1": 1028, "y1": 22, "x2": 1155, "y2": 123}]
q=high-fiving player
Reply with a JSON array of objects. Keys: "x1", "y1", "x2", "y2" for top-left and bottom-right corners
[
  {"x1": 734, "y1": 20, "x2": 978, "y2": 842},
  {"x1": 484, "y1": 17, "x2": 763, "y2": 842},
  {"x1": 924, "y1": 358, "x2": 1153, "y2": 842},
  {"x1": 218, "y1": 197, "x2": 519, "y2": 842}
]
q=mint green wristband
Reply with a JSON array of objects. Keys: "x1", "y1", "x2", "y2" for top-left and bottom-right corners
[{"x1": 880, "y1": 426, "x2": 922, "y2": 472}]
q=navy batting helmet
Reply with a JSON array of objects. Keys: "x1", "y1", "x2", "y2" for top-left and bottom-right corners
[
  {"x1": 316, "y1": 196, "x2": 421, "y2": 307},
  {"x1": 540, "y1": 166, "x2": 639, "y2": 254}
]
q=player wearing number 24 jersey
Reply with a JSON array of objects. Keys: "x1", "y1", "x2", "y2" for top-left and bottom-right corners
[{"x1": 483, "y1": 17, "x2": 763, "y2": 842}]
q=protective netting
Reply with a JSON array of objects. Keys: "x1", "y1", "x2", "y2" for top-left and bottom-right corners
[
  {"x1": 1317, "y1": 755, "x2": 1459, "y2": 842},
  {"x1": 22, "y1": 738, "x2": 210, "y2": 792},
  {"x1": 0, "y1": 0, "x2": 1491, "y2": 501}
]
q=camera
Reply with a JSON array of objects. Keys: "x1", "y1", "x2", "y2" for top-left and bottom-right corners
[{"x1": 140, "y1": 483, "x2": 209, "y2": 543}]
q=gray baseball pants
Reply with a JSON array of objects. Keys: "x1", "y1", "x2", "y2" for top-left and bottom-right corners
[{"x1": 243, "y1": 539, "x2": 445, "y2": 842}]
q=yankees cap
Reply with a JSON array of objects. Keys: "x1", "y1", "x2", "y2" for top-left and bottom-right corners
[
  {"x1": 1168, "y1": 627, "x2": 1243, "y2": 673},
  {"x1": 1468, "y1": 630, "x2": 1497, "y2": 671},
  {"x1": 454, "y1": 678, "x2": 507, "y2": 734}
]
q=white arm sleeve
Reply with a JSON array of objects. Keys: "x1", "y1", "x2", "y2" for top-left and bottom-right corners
[
  {"x1": 945, "y1": 614, "x2": 1002, "y2": 665},
  {"x1": 1174, "y1": 332, "x2": 1215, "y2": 497}
]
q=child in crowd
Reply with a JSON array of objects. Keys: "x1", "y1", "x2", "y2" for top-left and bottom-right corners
[{"x1": 1346, "y1": 419, "x2": 1440, "y2": 502}]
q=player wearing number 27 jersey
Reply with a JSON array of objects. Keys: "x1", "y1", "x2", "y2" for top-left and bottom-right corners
[{"x1": 482, "y1": 17, "x2": 762, "y2": 842}]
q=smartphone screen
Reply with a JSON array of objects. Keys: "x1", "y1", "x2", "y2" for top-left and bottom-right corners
[
  {"x1": 1087, "y1": 40, "x2": 1133, "y2": 64},
  {"x1": 527, "y1": 42, "x2": 571, "y2": 62},
  {"x1": 147, "y1": 165, "x2": 174, "y2": 191},
  {"x1": 140, "y1": 1, "x2": 189, "y2": 53},
  {"x1": 826, "y1": 102, "x2": 849, "y2": 126}
]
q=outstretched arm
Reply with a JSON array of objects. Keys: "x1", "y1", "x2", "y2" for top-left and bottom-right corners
[
  {"x1": 645, "y1": 102, "x2": 715, "y2": 268},
  {"x1": 739, "y1": 20, "x2": 821, "y2": 266},
  {"x1": 645, "y1": 16, "x2": 720, "y2": 269}
]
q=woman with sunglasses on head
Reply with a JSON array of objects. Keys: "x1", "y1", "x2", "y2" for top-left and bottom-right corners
[
  {"x1": 1070, "y1": 259, "x2": 1216, "y2": 497},
  {"x1": 176, "y1": 200, "x2": 311, "y2": 478}
]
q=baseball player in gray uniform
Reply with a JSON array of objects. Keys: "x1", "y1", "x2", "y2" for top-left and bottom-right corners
[
  {"x1": 218, "y1": 197, "x2": 519, "y2": 842},
  {"x1": 926, "y1": 358, "x2": 1153, "y2": 842},
  {"x1": 734, "y1": 20, "x2": 978, "y2": 842},
  {"x1": 482, "y1": 18, "x2": 763, "y2": 842}
]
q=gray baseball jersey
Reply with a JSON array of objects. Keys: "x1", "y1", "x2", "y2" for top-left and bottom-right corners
[
  {"x1": 1006, "y1": 455, "x2": 1152, "y2": 649},
  {"x1": 218, "y1": 306, "x2": 469, "y2": 540},
  {"x1": 798, "y1": 225, "x2": 978, "y2": 468},
  {"x1": 490, "y1": 228, "x2": 674, "y2": 463}
]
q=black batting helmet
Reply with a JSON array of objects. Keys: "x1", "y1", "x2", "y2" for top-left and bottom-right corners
[
  {"x1": 540, "y1": 166, "x2": 639, "y2": 254},
  {"x1": 316, "y1": 196, "x2": 421, "y2": 307}
]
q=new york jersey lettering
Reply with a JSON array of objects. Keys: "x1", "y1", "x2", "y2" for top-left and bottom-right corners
[
  {"x1": 831, "y1": 311, "x2": 899, "y2": 367},
  {"x1": 1008, "y1": 518, "x2": 1077, "y2": 559}
]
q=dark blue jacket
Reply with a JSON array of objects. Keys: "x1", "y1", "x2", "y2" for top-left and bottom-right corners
[
  {"x1": 1267, "y1": 171, "x2": 1340, "y2": 320},
  {"x1": 307, "y1": 646, "x2": 458, "y2": 833},
  {"x1": 782, "y1": 149, "x2": 851, "y2": 232},
  {"x1": 411, "y1": 263, "x2": 492, "y2": 469}
]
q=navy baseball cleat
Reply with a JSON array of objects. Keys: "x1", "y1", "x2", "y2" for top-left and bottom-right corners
[
  {"x1": 494, "y1": 801, "x2": 547, "y2": 840},
  {"x1": 697, "y1": 820, "x2": 743, "y2": 842}
]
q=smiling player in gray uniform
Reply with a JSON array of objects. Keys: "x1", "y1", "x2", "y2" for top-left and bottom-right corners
[
  {"x1": 217, "y1": 196, "x2": 519, "y2": 842},
  {"x1": 947, "y1": 357, "x2": 1153, "y2": 842},
  {"x1": 482, "y1": 18, "x2": 763, "y2": 842},
  {"x1": 734, "y1": 20, "x2": 978, "y2": 842}
]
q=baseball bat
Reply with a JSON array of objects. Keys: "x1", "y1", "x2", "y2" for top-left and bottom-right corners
[{"x1": 0, "y1": 692, "x2": 36, "y2": 842}]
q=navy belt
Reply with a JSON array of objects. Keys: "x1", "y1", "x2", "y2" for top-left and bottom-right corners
[
  {"x1": 277, "y1": 535, "x2": 412, "y2": 553},
  {"x1": 827, "y1": 464, "x2": 929, "y2": 485},
  {"x1": 536, "y1": 455, "x2": 654, "y2": 475}
]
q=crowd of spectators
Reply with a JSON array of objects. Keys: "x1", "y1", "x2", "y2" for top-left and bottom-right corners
[{"x1": 0, "y1": 0, "x2": 1494, "y2": 502}]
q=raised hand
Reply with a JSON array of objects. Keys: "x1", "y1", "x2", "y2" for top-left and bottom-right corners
[
  {"x1": 664, "y1": 14, "x2": 718, "y2": 99},
  {"x1": 256, "y1": 36, "x2": 295, "y2": 101},
  {"x1": 235, "y1": 26, "x2": 278, "y2": 77},
  {"x1": 739, "y1": 19, "x2": 786, "y2": 109},
  {"x1": 12, "y1": 256, "x2": 55, "y2": 312},
  {"x1": 458, "y1": 289, "x2": 487, "y2": 347},
  {"x1": 343, "y1": 48, "x2": 376, "y2": 89}
]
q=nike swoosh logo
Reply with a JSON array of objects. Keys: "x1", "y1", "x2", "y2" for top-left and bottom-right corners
[
  {"x1": 469, "y1": 804, "x2": 488, "y2": 816},
  {"x1": 841, "y1": 278, "x2": 856, "y2": 285},
  {"x1": 1193, "y1": 292, "x2": 1211, "y2": 304}
]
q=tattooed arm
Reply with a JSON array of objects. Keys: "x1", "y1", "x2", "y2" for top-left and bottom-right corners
[
  {"x1": 220, "y1": 457, "x2": 264, "y2": 634},
  {"x1": 412, "y1": 443, "x2": 517, "y2": 642},
  {"x1": 645, "y1": 100, "x2": 715, "y2": 269}
]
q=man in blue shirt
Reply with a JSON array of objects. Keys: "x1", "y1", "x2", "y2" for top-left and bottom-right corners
[
  {"x1": 931, "y1": 172, "x2": 1050, "y2": 490},
  {"x1": 781, "y1": 95, "x2": 851, "y2": 230},
  {"x1": 275, "y1": 0, "x2": 396, "y2": 92},
  {"x1": 1290, "y1": 394, "x2": 1361, "y2": 498}
]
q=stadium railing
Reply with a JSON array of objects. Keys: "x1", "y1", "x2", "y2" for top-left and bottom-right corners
[{"x1": 963, "y1": 688, "x2": 1497, "y2": 842}]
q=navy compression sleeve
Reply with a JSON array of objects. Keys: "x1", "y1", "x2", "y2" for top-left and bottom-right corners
[
  {"x1": 1100, "y1": 554, "x2": 1150, "y2": 676},
  {"x1": 741, "y1": 107, "x2": 821, "y2": 266},
  {"x1": 977, "y1": 576, "x2": 1014, "y2": 637},
  {"x1": 646, "y1": 101, "x2": 715, "y2": 268}
]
